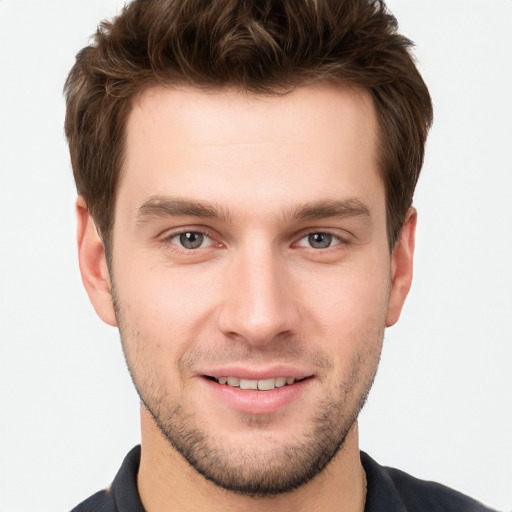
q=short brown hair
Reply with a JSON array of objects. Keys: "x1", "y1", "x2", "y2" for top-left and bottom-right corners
[{"x1": 64, "y1": 0, "x2": 432, "y2": 252}]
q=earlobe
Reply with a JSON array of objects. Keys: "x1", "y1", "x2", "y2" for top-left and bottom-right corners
[
  {"x1": 386, "y1": 207, "x2": 417, "y2": 327},
  {"x1": 76, "y1": 197, "x2": 117, "y2": 327}
]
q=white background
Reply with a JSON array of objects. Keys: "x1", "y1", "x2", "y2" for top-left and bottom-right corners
[{"x1": 0, "y1": 1, "x2": 511, "y2": 511}]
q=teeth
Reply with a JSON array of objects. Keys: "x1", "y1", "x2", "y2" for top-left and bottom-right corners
[
  {"x1": 257, "y1": 378, "x2": 276, "y2": 390},
  {"x1": 275, "y1": 377, "x2": 287, "y2": 388},
  {"x1": 215, "y1": 376, "x2": 297, "y2": 390},
  {"x1": 240, "y1": 379, "x2": 258, "y2": 390}
]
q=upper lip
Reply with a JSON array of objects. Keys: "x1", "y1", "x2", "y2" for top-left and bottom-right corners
[{"x1": 197, "y1": 365, "x2": 315, "y2": 381}]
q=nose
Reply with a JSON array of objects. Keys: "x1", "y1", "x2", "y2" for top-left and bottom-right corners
[{"x1": 216, "y1": 241, "x2": 299, "y2": 346}]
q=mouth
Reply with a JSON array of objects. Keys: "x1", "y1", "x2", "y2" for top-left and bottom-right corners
[
  {"x1": 200, "y1": 371, "x2": 315, "y2": 414},
  {"x1": 206, "y1": 376, "x2": 306, "y2": 390}
]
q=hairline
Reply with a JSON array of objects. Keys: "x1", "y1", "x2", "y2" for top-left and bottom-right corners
[{"x1": 99, "y1": 78, "x2": 398, "y2": 260}]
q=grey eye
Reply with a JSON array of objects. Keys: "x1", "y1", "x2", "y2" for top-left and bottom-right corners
[
  {"x1": 297, "y1": 232, "x2": 340, "y2": 249},
  {"x1": 179, "y1": 232, "x2": 205, "y2": 249},
  {"x1": 307, "y1": 233, "x2": 333, "y2": 249}
]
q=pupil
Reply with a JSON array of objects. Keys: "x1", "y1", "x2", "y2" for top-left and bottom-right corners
[
  {"x1": 309, "y1": 233, "x2": 331, "y2": 249},
  {"x1": 180, "y1": 232, "x2": 203, "y2": 249}
]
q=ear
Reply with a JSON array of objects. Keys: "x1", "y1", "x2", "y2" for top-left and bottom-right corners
[
  {"x1": 76, "y1": 197, "x2": 117, "y2": 327},
  {"x1": 386, "y1": 207, "x2": 417, "y2": 327}
]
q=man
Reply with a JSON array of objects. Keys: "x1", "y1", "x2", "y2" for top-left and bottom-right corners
[{"x1": 64, "y1": 1, "x2": 494, "y2": 510}]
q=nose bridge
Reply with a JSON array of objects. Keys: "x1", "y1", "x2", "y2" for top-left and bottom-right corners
[{"x1": 217, "y1": 237, "x2": 296, "y2": 345}]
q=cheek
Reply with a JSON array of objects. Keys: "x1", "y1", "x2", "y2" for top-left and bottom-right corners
[
  {"x1": 113, "y1": 263, "x2": 221, "y2": 351},
  {"x1": 300, "y1": 258, "x2": 390, "y2": 320},
  {"x1": 297, "y1": 260, "x2": 390, "y2": 358}
]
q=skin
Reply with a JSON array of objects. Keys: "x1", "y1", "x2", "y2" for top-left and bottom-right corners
[{"x1": 76, "y1": 82, "x2": 416, "y2": 512}]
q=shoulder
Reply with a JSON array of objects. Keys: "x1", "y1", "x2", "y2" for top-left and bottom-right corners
[
  {"x1": 361, "y1": 452, "x2": 498, "y2": 512},
  {"x1": 70, "y1": 490, "x2": 115, "y2": 512},
  {"x1": 383, "y1": 465, "x2": 496, "y2": 512},
  {"x1": 70, "y1": 446, "x2": 144, "y2": 512}
]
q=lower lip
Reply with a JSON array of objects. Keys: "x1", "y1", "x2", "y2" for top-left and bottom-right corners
[{"x1": 201, "y1": 377, "x2": 312, "y2": 415}]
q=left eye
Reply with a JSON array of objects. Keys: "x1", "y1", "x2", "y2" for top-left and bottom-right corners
[
  {"x1": 170, "y1": 231, "x2": 213, "y2": 249},
  {"x1": 297, "y1": 232, "x2": 340, "y2": 249}
]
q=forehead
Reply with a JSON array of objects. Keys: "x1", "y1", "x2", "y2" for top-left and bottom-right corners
[
  {"x1": 119, "y1": 82, "x2": 382, "y2": 220},
  {"x1": 127, "y1": 82, "x2": 377, "y2": 155}
]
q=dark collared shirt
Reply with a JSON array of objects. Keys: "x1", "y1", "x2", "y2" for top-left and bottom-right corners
[{"x1": 71, "y1": 446, "x2": 497, "y2": 512}]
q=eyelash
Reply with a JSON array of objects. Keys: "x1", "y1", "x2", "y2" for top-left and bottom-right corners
[
  {"x1": 160, "y1": 228, "x2": 350, "y2": 251},
  {"x1": 295, "y1": 231, "x2": 350, "y2": 250},
  {"x1": 160, "y1": 229, "x2": 218, "y2": 251}
]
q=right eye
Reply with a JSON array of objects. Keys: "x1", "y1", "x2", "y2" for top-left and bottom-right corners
[{"x1": 167, "y1": 231, "x2": 214, "y2": 250}]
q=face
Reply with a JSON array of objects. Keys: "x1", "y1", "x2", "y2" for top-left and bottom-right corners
[{"x1": 79, "y1": 82, "x2": 415, "y2": 496}]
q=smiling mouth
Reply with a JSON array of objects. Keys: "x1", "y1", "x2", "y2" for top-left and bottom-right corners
[{"x1": 207, "y1": 376, "x2": 307, "y2": 391}]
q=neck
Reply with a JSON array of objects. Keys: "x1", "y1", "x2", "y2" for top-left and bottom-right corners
[{"x1": 137, "y1": 408, "x2": 366, "y2": 512}]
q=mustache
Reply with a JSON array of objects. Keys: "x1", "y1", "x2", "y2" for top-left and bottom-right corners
[{"x1": 179, "y1": 337, "x2": 334, "y2": 373}]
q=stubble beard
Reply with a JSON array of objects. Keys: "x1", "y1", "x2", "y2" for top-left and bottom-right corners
[
  {"x1": 141, "y1": 376, "x2": 375, "y2": 497},
  {"x1": 124, "y1": 345, "x2": 381, "y2": 497},
  {"x1": 112, "y1": 286, "x2": 383, "y2": 497}
]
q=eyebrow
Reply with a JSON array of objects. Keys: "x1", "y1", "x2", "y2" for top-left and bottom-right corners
[
  {"x1": 135, "y1": 195, "x2": 370, "y2": 226},
  {"x1": 292, "y1": 198, "x2": 371, "y2": 221},
  {"x1": 136, "y1": 196, "x2": 232, "y2": 225}
]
